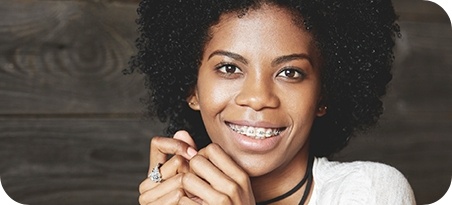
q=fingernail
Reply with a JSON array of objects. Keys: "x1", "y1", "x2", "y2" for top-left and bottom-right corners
[{"x1": 187, "y1": 147, "x2": 197, "y2": 158}]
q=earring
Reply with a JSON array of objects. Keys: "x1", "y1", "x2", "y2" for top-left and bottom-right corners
[
  {"x1": 189, "y1": 102, "x2": 195, "y2": 106},
  {"x1": 318, "y1": 105, "x2": 327, "y2": 111}
]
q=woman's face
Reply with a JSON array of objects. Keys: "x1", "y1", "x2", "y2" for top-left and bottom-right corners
[{"x1": 189, "y1": 5, "x2": 324, "y2": 177}]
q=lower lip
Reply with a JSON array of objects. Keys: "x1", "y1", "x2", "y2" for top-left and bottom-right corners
[{"x1": 227, "y1": 125, "x2": 285, "y2": 153}]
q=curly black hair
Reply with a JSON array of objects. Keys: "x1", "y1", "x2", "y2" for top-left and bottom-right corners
[{"x1": 127, "y1": 0, "x2": 400, "y2": 157}]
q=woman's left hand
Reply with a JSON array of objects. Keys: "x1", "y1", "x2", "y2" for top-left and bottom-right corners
[{"x1": 179, "y1": 143, "x2": 256, "y2": 205}]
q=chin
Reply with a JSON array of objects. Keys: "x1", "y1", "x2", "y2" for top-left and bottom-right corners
[{"x1": 229, "y1": 152, "x2": 280, "y2": 177}]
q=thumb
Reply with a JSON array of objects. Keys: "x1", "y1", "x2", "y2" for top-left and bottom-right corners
[{"x1": 173, "y1": 130, "x2": 198, "y2": 158}]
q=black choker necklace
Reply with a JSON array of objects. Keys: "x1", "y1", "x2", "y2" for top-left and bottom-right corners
[{"x1": 256, "y1": 156, "x2": 314, "y2": 205}]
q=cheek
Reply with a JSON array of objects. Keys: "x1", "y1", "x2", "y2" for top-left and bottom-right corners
[
  {"x1": 197, "y1": 78, "x2": 238, "y2": 115},
  {"x1": 196, "y1": 79, "x2": 239, "y2": 143},
  {"x1": 279, "y1": 84, "x2": 320, "y2": 111}
]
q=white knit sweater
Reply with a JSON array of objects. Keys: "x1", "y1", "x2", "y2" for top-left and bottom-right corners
[{"x1": 308, "y1": 157, "x2": 416, "y2": 205}]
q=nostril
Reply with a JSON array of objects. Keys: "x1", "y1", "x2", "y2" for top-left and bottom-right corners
[{"x1": 234, "y1": 88, "x2": 280, "y2": 111}]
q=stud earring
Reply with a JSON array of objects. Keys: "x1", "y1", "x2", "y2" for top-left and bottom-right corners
[{"x1": 319, "y1": 105, "x2": 328, "y2": 111}]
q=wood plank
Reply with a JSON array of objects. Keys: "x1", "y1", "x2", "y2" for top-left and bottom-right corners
[
  {"x1": 0, "y1": 118, "x2": 166, "y2": 175},
  {"x1": 0, "y1": 118, "x2": 163, "y2": 204},
  {"x1": 0, "y1": 1, "x2": 145, "y2": 115},
  {"x1": 386, "y1": 21, "x2": 452, "y2": 122},
  {"x1": 393, "y1": 0, "x2": 451, "y2": 23},
  {"x1": 3, "y1": 176, "x2": 140, "y2": 205}
]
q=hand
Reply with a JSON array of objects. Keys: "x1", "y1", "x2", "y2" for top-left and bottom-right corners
[
  {"x1": 138, "y1": 130, "x2": 198, "y2": 205},
  {"x1": 179, "y1": 143, "x2": 256, "y2": 205}
]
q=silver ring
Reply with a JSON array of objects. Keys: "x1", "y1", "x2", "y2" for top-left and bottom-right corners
[{"x1": 148, "y1": 163, "x2": 163, "y2": 183}]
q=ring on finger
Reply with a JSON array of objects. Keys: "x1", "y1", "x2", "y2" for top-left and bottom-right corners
[{"x1": 148, "y1": 163, "x2": 163, "y2": 183}]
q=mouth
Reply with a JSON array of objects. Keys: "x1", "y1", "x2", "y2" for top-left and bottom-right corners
[{"x1": 226, "y1": 122, "x2": 286, "y2": 139}]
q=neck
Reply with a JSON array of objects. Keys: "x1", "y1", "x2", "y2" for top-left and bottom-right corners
[{"x1": 251, "y1": 147, "x2": 311, "y2": 204}]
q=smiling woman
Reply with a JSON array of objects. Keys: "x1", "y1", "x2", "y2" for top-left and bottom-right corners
[
  {"x1": 128, "y1": 0, "x2": 416, "y2": 204},
  {"x1": 188, "y1": 7, "x2": 322, "y2": 179}
]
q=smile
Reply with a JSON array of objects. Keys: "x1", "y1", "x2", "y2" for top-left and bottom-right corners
[{"x1": 227, "y1": 122, "x2": 286, "y2": 139}]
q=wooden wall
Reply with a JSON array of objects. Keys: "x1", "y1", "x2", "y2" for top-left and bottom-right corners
[{"x1": 0, "y1": 0, "x2": 450, "y2": 204}]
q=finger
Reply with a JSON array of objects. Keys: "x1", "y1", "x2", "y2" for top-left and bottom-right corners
[
  {"x1": 196, "y1": 144, "x2": 253, "y2": 203},
  {"x1": 197, "y1": 144, "x2": 250, "y2": 186},
  {"x1": 149, "y1": 135, "x2": 197, "y2": 175},
  {"x1": 173, "y1": 130, "x2": 198, "y2": 150},
  {"x1": 189, "y1": 154, "x2": 241, "y2": 203},
  {"x1": 182, "y1": 173, "x2": 232, "y2": 205},
  {"x1": 140, "y1": 155, "x2": 189, "y2": 193},
  {"x1": 179, "y1": 196, "x2": 201, "y2": 205},
  {"x1": 139, "y1": 187, "x2": 185, "y2": 205},
  {"x1": 139, "y1": 173, "x2": 185, "y2": 203}
]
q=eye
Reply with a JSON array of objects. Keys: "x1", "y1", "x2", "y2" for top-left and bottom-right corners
[
  {"x1": 277, "y1": 68, "x2": 305, "y2": 80},
  {"x1": 217, "y1": 64, "x2": 242, "y2": 74}
]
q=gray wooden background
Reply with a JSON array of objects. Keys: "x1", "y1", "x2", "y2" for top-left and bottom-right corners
[{"x1": 0, "y1": 0, "x2": 450, "y2": 204}]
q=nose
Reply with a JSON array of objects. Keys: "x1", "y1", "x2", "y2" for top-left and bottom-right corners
[{"x1": 234, "y1": 76, "x2": 280, "y2": 111}]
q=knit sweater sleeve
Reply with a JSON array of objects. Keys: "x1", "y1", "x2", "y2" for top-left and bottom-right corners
[
  {"x1": 309, "y1": 158, "x2": 416, "y2": 205},
  {"x1": 364, "y1": 162, "x2": 416, "y2": 204}
]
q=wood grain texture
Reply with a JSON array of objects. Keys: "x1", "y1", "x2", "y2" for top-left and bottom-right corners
[
  {"x1": 0, "y1": 1, "x2": 145, "y2": 115},
  {"x1": 394, "y1": 0, "x2": 452, "y2": 23},
  {"x1": 0, "y1": 0, "x2": 451, "y2": 205},
  {"x1": 0, "y1": 118, "x2": 164, "y2": 205}
]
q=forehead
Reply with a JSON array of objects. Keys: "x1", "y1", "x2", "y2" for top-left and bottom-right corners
[{"x1": 203, "y1": 4, "x2": 317, "y2": 60}]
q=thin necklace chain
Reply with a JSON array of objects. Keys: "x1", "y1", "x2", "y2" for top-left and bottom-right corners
[{"x1": 256, "y1": 155, "x2": 314, "y2": 205}]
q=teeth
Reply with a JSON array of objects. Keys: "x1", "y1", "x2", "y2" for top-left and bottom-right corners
[
  {"x1": 228, "y1": 123, "x2": 283, "y2": 139},
  {"x1": 256, "y1": 128, "x2": 266, "y2": 138},
  {"x1": 246, "y1": 127, "x2": 256, "y2": 137},
  {"x1": 265, "y1": 129, "x2": 273, "y2": 137},
  {"x1": 239, "y1": 126, "x2": 247, "y2": 135}
]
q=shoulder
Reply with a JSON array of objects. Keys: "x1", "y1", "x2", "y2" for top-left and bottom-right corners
[
  {"x1": 313, "y1": 157, "x2": 408, "y2": 184},
  {"x1": 310, "y1": 157, "x2": 416, "y2": 205}
]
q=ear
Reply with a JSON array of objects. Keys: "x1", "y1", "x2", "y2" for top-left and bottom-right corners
[
  {"x1": 316, "y1": 95, "x2": 327, "y2": 117},
  {"x1": 187, "y1": 87, "x2": 200, "y2": 111},
  {"x1": 316, "y1": 105, "x2": 327, "y2": 117}
]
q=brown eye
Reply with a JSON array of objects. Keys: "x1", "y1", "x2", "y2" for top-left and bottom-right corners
[
  {"x1": 277, "y1": 68, "x2": 305, "y2": 79},
  {"x1": 284, "y1": 70, "x2": 296, "y2": 78},
  {"x1": 218, "y1": 64, "x2": 242, "y2": 74}
]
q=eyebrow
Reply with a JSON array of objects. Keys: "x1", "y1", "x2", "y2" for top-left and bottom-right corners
[
  {"x1": 208, "y1": 50, "x2": 248, "y2": 65},
  {"x1": 271, "y1": 53, "x2": 313, "y2": 67},
  {"x1": 208, "y1": 50, "x2": 312, "y2": 66}
]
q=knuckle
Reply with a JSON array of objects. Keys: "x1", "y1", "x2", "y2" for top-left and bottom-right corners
[
  {"x1": 206, "y1": 143, "x2": 221, "y2": 154},
  {"x1": 174, "y1": 188, "x2": 185, "y2": 198},
  {"x1": 138, "y1": 181, "x2": 145, "y2": 194},
  {"x1": 171, "y1": 155, "x2": 186, "y2": 166},
  {"x1": 150, "y1": 136, "x2": 163, "y2": 146},
  {"x1": 181, "y1": 172, "x2": 190, "y2": 184},
  {"x1": 217, "y1": 194, "x2": 231, "y2": 204},
  {"x1": 138, "y1": 179, "x2": 152, "y2": 194},
  {"x1": 189, "y1": 155, "x2": 199, "y2": 165},
  {"x1": 224, "y1": 182, "x2": 240, "y2": 197},
  {"x1": 236, "y1": 172, "x2": 249, "y2": 185},
  {"x1": 181, "y1": 172, "x2": 195, "y2": 186},
  {"x1": 188, "y1": 155, "x2": 204, "y2": 167},
  {"x1": 166, "y1": 189, "x2": 185, "y2": 205},
  {"x1": 176, "y1": 173, "x2": 185, "y2": 184},
  {"x1": 138, "y1": 193, "x2": 147, "y2": 205},
  {"x1": 173, "y1": 140, "x2": 186, "y2": 152}
]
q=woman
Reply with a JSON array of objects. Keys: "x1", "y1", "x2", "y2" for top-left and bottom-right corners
[{"x1": 129, "y1": 0, "x2": 416, "y2": 204}]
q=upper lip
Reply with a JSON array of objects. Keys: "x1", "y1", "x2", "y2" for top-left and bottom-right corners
[{"x1": 225, "y1": 120, "x2": 286, "y2": 129}]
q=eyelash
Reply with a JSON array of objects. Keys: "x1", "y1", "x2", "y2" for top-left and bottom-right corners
[
  {"x1": 277, "y1": 68, "x2": 306, "y2": 81},
  {"x1": 215, "y1": 63, "x2": 306, "y2": 81},
  {"x1": 215, "y1": 63, "x2": 243, "y2": 78}
]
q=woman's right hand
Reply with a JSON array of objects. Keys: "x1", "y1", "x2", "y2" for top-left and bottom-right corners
[{"x1": 138, "y1": 130, "x2": 198, "y2": 205}]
